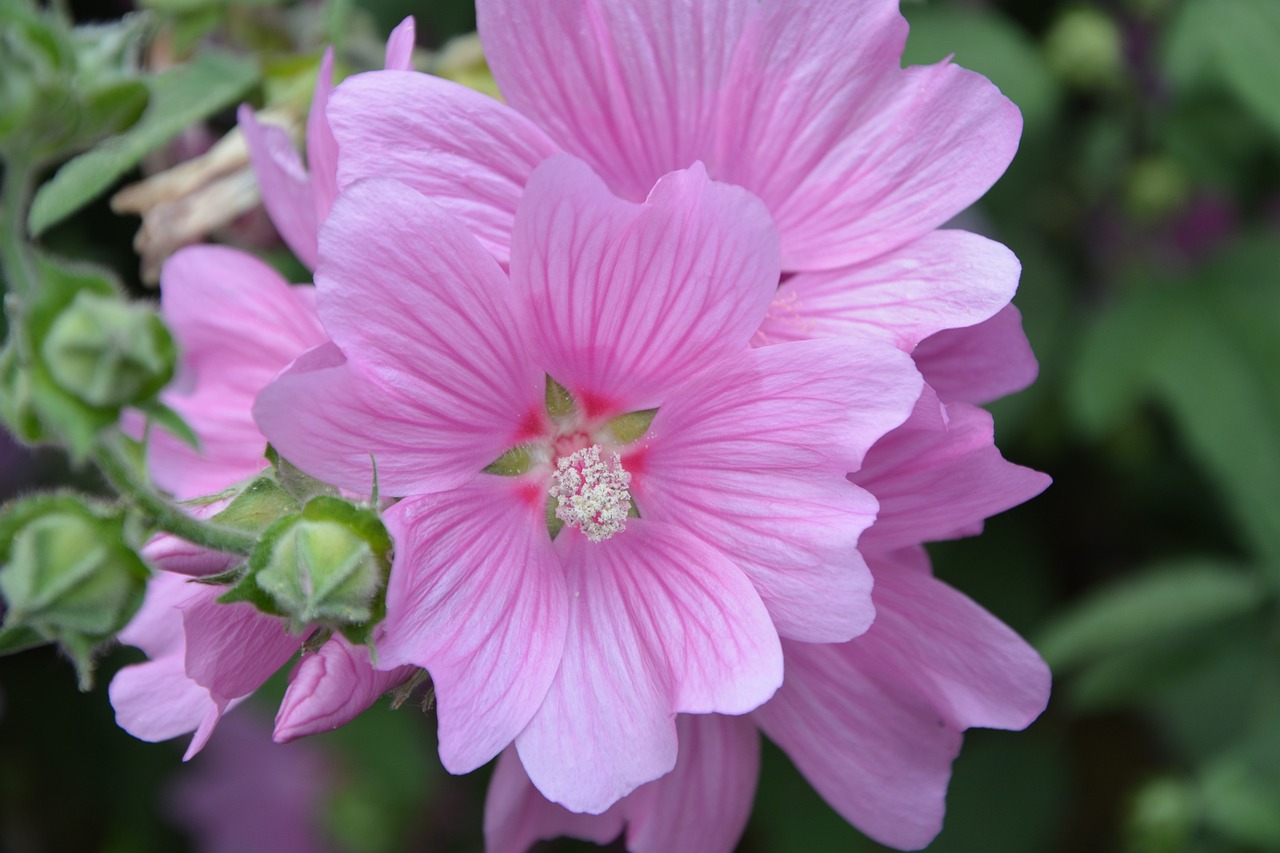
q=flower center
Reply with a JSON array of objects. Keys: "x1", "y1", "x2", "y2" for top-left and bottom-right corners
[{"x1": 549, "y1": 445, "x2": 632, "y2": 542}]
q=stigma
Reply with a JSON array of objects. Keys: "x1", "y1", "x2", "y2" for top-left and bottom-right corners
[{"x1": 549, "y1": 445, "x2": 633, "y2": 542}]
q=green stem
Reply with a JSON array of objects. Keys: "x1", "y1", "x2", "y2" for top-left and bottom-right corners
[
  {"x1": 0, "y1": 158, "x2": 38, "y2": 300},
  {"x1": 94, "y1": 434, "x2": 256, "y2": 556}
]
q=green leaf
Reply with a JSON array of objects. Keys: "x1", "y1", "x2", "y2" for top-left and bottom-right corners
[
  {"x1": 483, "y1": 444, "x2": 534, "y2": 476},
  {"x1": 1200, "y1": 726, "x2": 1280, "y2": 848},
  {"x1": 28, "y1": 49, "x2": 258, "y2": 235},
  {"x1": 0, "y1": 624, "x2": 47, "y2": 655},
  {"x1": 1035, "y1": 558, "x2": 1263, "y2": 669}
]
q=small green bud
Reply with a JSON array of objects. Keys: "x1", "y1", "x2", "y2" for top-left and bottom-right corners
[
  {"x1": 40, "y1": 291, "x2": 175, "y2": 408},
  {"x1": 1045, "y1": 8, "x2": 1125, "y2": 92},
  {"x1": 249, "y1": 497, "x2": 391, "y2": 633},
  {"x1": 0, "y1": 496, "x2": 150, "y2": 688}
]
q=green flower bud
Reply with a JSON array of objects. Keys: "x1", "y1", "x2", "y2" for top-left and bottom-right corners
[
  {"x1": 40, "y1": 290, "x2": 175, "y2": 409},
  {"x1": 1045, "y1": 8, "x2": 1125, "y2": 92},
  {"x1": 0, "y1": 496, "x2": 150, "y2": 689},
  {"x1": 248, "y1": 497, "x2": 391, "y2": 634}
]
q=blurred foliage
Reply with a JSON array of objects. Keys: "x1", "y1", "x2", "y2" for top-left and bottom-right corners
[{"x1": 2, "y1": 0, "x2": 1279, "y2": 851}]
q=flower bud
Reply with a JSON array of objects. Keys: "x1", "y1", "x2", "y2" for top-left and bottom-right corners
[
  {"x1": 250, "y1": 497, "x2": 391, "y2": 633},
  {"x1": 0, "y1": 496, "x2": 150, "y2": 688},
  {"x1": 40, "y1": 290, "x2": 175, "y2": 408},
  {"x1": 1045, "y1": 8, "x2": 1125, "y2": 92}
]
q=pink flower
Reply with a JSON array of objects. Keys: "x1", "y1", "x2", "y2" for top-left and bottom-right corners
[
  {"x1": 255, "y1": 153, "x2": 923, "y2": 811},
  {"x1": 238, "y1": 17, "x2": 416, "y2": 270},
  {"x1": 323, "y1": 0, "x2": 1035, "y2": 403},
  {"x1": 484, "y1": 392, "x2": 1052, "y2": 852}
]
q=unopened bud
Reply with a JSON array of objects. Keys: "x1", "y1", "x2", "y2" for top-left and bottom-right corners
[
  {"x1": 1045, "y1": 8, "x2": 1125, "y2": 92},
  {"x1": 0, "y1": 497, "x2": 150, "y2": 688},
  {"x1": 250, "y1": 497, "x2": 390, "y2": 632},
  {"x1": 40, "y1": 291, "x2": 174, "y2": 408}
]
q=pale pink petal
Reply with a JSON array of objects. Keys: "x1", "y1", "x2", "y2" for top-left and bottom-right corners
[
  {"x1": 622, "y1": 714, "x2": 759, "y2": 853},
  {"x1": 753, "y1": 638, "x2": 962, "y2": 851},
  {"x1": 479, "y1": 0, "x2": 1020, "y2": 269},
  {"x1": 328, "y1": 71, "x2": 558, "y2": 263},
  {"x1": 141, "y1": 534, "x2": 238, "y2": 578},
  {"x1": 117, "y1": 572, "x2": 201, "y2": 657},
  {"x1": 854, "y1": 398, "x2": 1050, "y2": 554},
  {"x1": 512, "y1": 154, "x2": 778, "y2": 410},
  {"x1": 516, "y1": 520, "x2": 781, "y2": 813},
  {"x1": 110, "y1": 654, "x2": 215, "y2": 743},
  {"x1": 238, "y1": 105, "x2": 318, "y2": 268},
  {"x1": 857, "y1": 550, "x2": 1051, "y2": 732},
  {"x1": 274, "y1": 635, "x2": 415, "y2": 742},
  {"x1": 912, "y1": 304, "x2": 1038, "y2": 404},
  {"x1": 259, "y1": 177, "x2": 544, "y2": 495},
  {"x1": 486, "y1": 715, "x2": 757, "y2": 853},
  {"x1": 153, "y1": 245, "x2": 325, "y2": 500},
  {"x1": 383, "y1": 17, "x2": 416, "y2": 70},
  {"x1": 636, "y1": 338, "x2": 920, "y2": 643},
  {"x1": 305, "y1": 48, "x2": 339, "y2": 224},
  {"x1": 767, "y1": 61, "x2": 1023, "y2": 270},
  {"x1": 181, "y1": 592, "x2": 300, "y2": 705},
  {"x1": 756, "y1": 230, "x2": 1020, "y2": 350},
  {"x1": 378, "y1": 483, "x2": 568, "y2": 774},
  {"x1": 485, "y1": 748, "x2": 626, "y2": 853}
]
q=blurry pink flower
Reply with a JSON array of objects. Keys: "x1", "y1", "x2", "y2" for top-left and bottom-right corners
[
  {"x1": 484, "y1": 392, "x2": 1052, "y2": 852},
  {"x1": 256, "y1": 153, "x2": 923, "y2": 811},
  {"x1": 111, "y1": 246, "x2": 412, "y2": 756},
  {"x1": 168, "y1": 710, "x2": 337, "y2": 853},
  {"x1": 239, "y1": 17, "x2": 416, "y2": 270},
  {"x1": 324, "y1": 0, "x2": 1034, "y2": 403}
]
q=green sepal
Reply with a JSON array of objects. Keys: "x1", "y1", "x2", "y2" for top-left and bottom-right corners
[
  {"x1": 545, "y1": 493, "x2": 564, "y2": 540},
  {"x1": 545, "y1": 375, "x2": 575, "y2": 419},
  {"x1": 216, "y1": 566, "x2": 286, "y2": 616},
  {"x1": 191, "y1": 566, "x2": 246, "y2": 587},
  {"x1": 138, "y1": 399, "x2": 200, "y2": 451},
  {"x1": 265, "y1": 445, "x2": 338, "y2": 503},
  {"x1": 483, "y1": 444, "x2": 534, "y2": 476},
  {"x1": 605, "y1": 408, "x2": 658, "y2": 444},
  {"x1": 210, "y1": 477, "x2": 300, "y2": 533},
  {"x1": 0, "y1": 624, "x2": 48, "y2": 656}
]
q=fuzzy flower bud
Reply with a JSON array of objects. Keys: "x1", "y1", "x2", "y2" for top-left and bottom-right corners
[
  {"x1": 249, "y1": 497, "x2": 391, "y2": 634},
  {"x1": 0, "y1": 496, "x2": 150, "y2": 688},
  {"x1": 40, "y1": 290, "x2": 175, "y2": 408}
]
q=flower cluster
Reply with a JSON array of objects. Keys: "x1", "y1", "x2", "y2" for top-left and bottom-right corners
[{"x1": 106, "y1": 2, "x2": 1051, "y2": 851}]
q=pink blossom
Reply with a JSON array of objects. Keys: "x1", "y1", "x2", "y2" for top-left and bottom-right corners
[
  {"x1": 255, "y1": 153, "x2": 923, "y2": 811},
  {"x1": 323, "y1": 0, "x2": 1035, "y2": 402},
  {"x1": 483, "y1": 392, "x2": 1052, "y2": 852},
  {"x1": 239, "y1": 17, "x2": 416, "y2": 270}
]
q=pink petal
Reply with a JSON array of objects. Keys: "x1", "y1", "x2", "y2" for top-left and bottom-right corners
[
  {"x1": 479, "y1": 0, "x2": 1020, "y2": 270},
  {"x1": 856, "y1": 549, "x2": 1051, "y2": 732},
  {"x1": 258, "y1": 177, "x2": 544, "y2": 495},
  {"x1": 516, "y1": 520, "x2": 781, "y2": 813},
  {"x1": 637, "y1": 338, "x2": 920, "y2": 643},
  {"x1": 305, "y1": 48, "x2": 339, "y2": 225},
  {"x1": 378, "y1": 483, "x2": 568, "y2": 774},
  {"x1": 383, "y1": 17, "x2": 416, "y2": 71},
  {"x1": 753, "y1": 638, "x2": 963, "y2": 850},
  {"x1": 853, "y1": 397, "x2": 1050, "y2": 554},
  {"x1": 110, "y1": 654, "x2": 216, "y2": 743},
  {"x1": 487, "y1": 715, "x2": 758, "y2": 853},
  {"x1": 512, "y1": 154, "x2": 779, "y2": 410},
  {"x1": 756, "y1": 230, "x2": 1020, "y2": 350},
  {"x1": 117, "y1": 572, "x2": 200, "y2": 657},
  {"x1": 328, "y1": 70, "x2": 558, "y2": 264},
  {"x1": 238, "y1": 104, "x2": 319, "y2": 268},
  {"x1": 153, "y1": 245, "x2": 325, "y2": 500},
  {"x1": 141, "y1": 533, "x2": 238, "y2": 578},
  {"x1": 912, "y1": 304, "x2": 1038, "y2": 404},
  {"x1": 274, "y1": 635, "x2": 415, "y2": 743},
  {"x1": 181, "y1": 592, "x2": 300, "y2": 705},
  {"x1": 485, "y1": 747, "x2": 626, "y2": 853}
]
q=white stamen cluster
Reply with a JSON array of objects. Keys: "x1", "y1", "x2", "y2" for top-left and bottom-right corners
[{"x1": 550, "y1": 445, "x2": 633, "y2": 542}]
